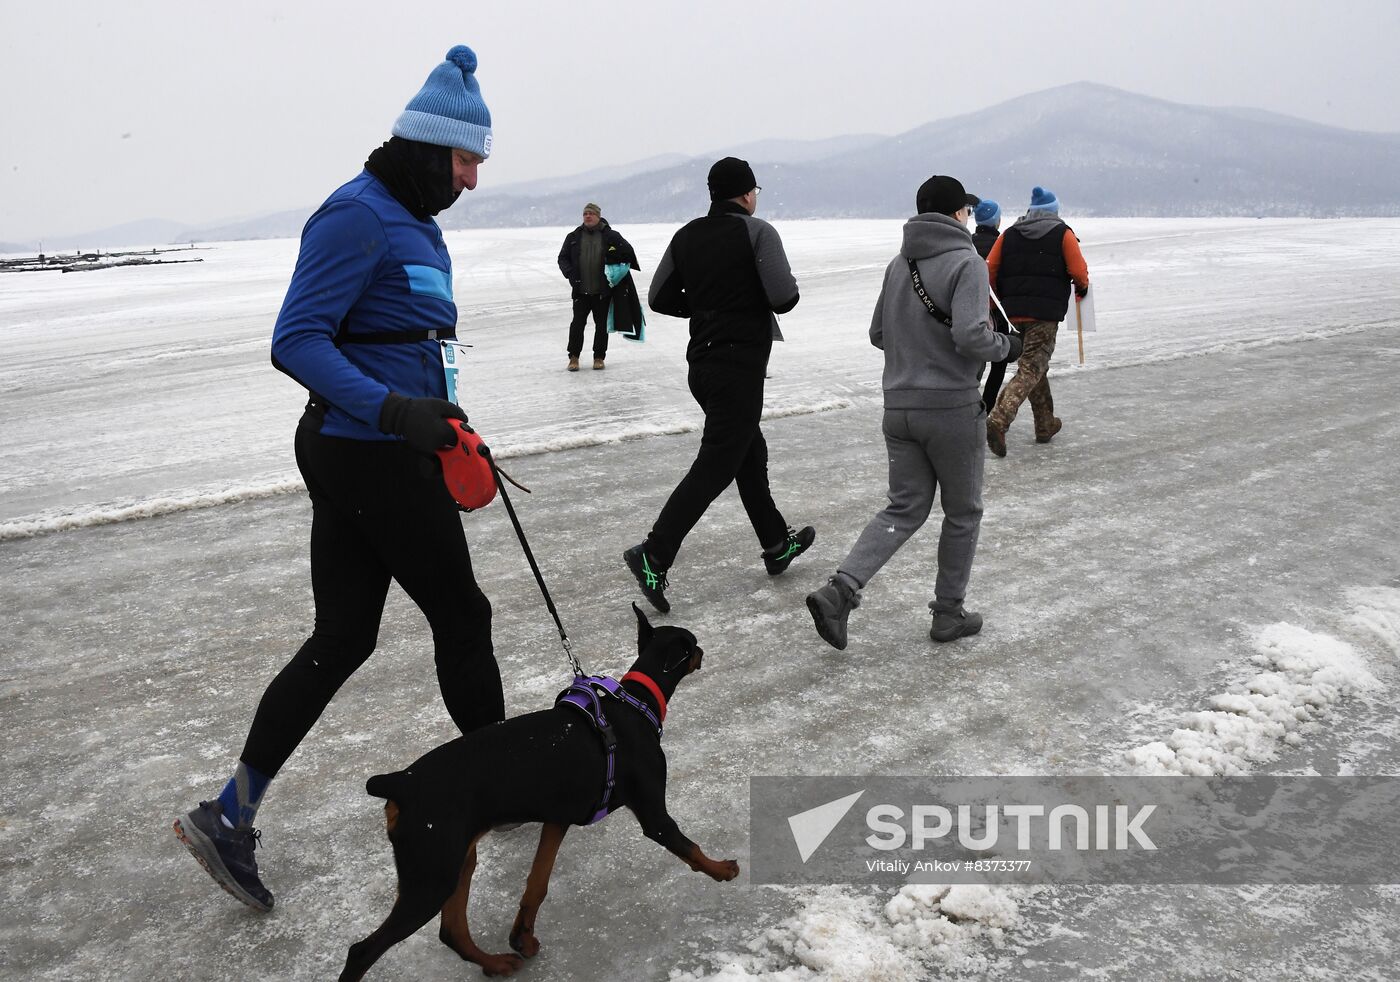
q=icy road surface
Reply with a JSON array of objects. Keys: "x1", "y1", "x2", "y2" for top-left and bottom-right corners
[{"x1": 2, "y1": 219, "x2": 1399, "y2": 980}]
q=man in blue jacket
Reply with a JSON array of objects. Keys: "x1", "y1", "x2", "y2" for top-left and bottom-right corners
[{"x1": 173, "y1": 45, "x2": 501, "y2": 913}]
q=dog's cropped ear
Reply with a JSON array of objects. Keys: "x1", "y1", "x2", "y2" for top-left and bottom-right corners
[{"x1": 632, "y1": 602, "x2": 654, "y2": 652}]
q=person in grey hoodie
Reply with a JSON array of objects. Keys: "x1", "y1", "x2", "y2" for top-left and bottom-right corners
[{"x1": 806, "y1": 175, "x2": 1021, "y2": 650}]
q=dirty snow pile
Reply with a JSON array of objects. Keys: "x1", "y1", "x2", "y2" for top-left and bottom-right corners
[
  {"x1": 671, "y1": 885, "x2": 1026, "y2": 981},
  {"x1": 674, "y1": 589, "x2": 1399, "y2": 980},
  {"x1": 1122, "y1": 588, "x2": 1397, "y2": 776}
]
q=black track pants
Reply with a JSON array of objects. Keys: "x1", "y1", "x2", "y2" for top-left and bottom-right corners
[
  {"x1": 646, "y1": 358, "x2": 787, "y2": 569},
  {"x1": 239, "y1": 427, "x2": 502, "y2": 777}
]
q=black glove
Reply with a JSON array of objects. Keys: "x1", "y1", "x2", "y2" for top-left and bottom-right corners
[
  {"x1": 1004, "y1": 333, "x2": 1024, "y2": 362},
  {"x1": 378, "y1": 392, "x2": 467, "y2": 454}
]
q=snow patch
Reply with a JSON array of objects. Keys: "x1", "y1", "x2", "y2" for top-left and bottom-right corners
[
  {"x1": 0, "y1": 478, "x2": 305, "y2": 542},
  {"x1": 0, "y1": 399, "x2": 851, "y2": 541},
  {"x1": 1123, "y1": 611, "x2": 1380, "y2": 776},
  {"x1": 671, "y1": 885, "x2": 1023, "y2": 981},
  {"x1": 1345, "y1": 586, "x2": 1400, "y2": 657}
]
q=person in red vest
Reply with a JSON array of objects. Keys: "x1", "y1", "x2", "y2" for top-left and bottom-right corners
[{"x1": 984, "y1": 187, "x2": 1089, "y2": 457}]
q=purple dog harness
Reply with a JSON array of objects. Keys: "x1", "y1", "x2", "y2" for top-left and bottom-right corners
[{"x1": 556, "y1": 675, "x2": 663, "y2": 825}]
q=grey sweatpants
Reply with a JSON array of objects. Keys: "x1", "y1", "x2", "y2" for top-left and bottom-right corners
[{"x1": 838, "y1": 404, "x2": 986, "y2": 604}]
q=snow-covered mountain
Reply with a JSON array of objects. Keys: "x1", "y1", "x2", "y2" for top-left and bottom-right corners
[
  {"x1": 448, "y1": 82, "x2": 1400, "y2": 228},
  {"x1": 9, "y1": 83, "x2": 1397, "y2": 252}
]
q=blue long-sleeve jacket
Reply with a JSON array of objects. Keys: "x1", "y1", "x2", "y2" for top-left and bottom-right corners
[{"x1": 270, "y1": 170, "x2": 456, "y2": 440}]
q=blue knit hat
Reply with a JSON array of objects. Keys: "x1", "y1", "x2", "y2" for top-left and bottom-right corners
[
  {"x1": 393, "y1": 45, "x2": 493, "y2": 159},
  {"x1": 1029, "y1": 186, "x2": 1059, "y2": 214},
  {"x1": 974, "y1": 199, "x2": 1001, "y2": 227}
]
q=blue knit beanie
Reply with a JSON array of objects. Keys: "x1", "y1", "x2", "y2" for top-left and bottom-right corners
[
  {"x1": 974, "y1": 199, "x2": 1001, "y2": 227},
  {"x1": 393, "y1": 45, "x2": 493, "y2": 159},
  {"x1": 1029, "y1": 186, "x2": 1058, "y2": 213}
]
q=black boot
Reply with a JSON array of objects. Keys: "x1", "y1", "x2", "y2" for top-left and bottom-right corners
[
  {"x1": 806, "y1": 576, "x2": 860, "y2": 650},
  {"x1": 929, "y1": 600, "x2": 983, "y2": 643}
]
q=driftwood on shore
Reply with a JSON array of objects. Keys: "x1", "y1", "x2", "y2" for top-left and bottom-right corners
[{"x1": 0, "y1": 245, "x2": 207, "y2": 274}]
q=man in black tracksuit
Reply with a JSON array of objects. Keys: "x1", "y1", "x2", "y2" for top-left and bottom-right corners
[{"x1": 623, "y1": 157, "x2": 814, "y2": 613}]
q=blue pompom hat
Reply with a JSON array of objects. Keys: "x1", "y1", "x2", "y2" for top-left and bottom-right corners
[
  {"x1": 393, "y1": 45, "x2": 493, "y2": 159},
  {"x1": 974, "y1": 199, "x2": 1001, "y2": 227},
  {"x1": 1029, "y1": 186, "x2": 1059, "y2": 214}
]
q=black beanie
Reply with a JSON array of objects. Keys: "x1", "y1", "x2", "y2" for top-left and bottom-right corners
[
  {"x1": 916, "y1": 175, "x2": 971, "y2": 216},
  {"x1": 708, "y1": 156, "x2": 758, "y2": 201}
]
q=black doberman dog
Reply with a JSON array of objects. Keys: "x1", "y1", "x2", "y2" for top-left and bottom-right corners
[{"x1": 339, "y1": 604, "x2": 739, "y2": 981}]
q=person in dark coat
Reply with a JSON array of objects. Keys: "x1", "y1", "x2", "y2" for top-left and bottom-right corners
[
  {"x1": 557, "y1": 203, "x2": 640, "y2": 371},
  {"x1": 623, "y1": 157, "x2": 815, "y2": 613},
  {"x1": 971, "y1": 198, "x2": 1012, "y2": 413}
]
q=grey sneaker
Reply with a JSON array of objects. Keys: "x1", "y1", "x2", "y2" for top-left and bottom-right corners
[
  {"x1": 806, "y1": 577, "x2": 861, "y2": 651},
  {"x1": 929, "y1": 601, "x2": 983, "y2": 643},
  {"x1": 173, "y1": 800, "x2": 274, "y2": 912}
]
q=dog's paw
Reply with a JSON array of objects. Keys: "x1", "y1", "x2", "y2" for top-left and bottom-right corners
[
  {"x1": 710, "y1": 858, "x2": 741, "y2": 882},
  {"x1": 479, "y1": 951, "x2": 524, "y2": 977},
  {"x1": 509, "y1": 926, "x2": 541, "y2": 958}
]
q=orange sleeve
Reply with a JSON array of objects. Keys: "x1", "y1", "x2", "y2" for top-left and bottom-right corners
[
  {"x1": 1062, "y1": 230, "x2": 1089, "y2": 290},
  {"x1": 985, "y1": 234, "x2": 1003, "y2": 291}
]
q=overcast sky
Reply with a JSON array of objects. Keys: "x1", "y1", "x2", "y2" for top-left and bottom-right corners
[{"x1": 3, "y1": 0, "x2": 1398, "y2": 242}]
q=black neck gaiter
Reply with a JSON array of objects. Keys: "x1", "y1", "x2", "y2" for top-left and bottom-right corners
[{"x1": 365, "y1": 137, "x2": 460, "y2": 220}]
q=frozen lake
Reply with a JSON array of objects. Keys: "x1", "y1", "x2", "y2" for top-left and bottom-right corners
[{"x1": 2, "y1": 218, "x2": 1399, "y2": 980}]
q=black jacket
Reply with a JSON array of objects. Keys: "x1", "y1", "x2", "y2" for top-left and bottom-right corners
[
  {"x1": 558, "y1": 221, "x2": 640, "y2": 297},
  {"x1": 971, "y1": 225, "x2": 1008, "y2": 333},
  {"x1": 648, "y1": 200, "x2": 799, "y2": 367},
  {"x1": 972, "y1": 224, "x2": 999, "y2": 260},
  {"x1": 996, "y1": 218, "x2": 1074, "y2": 322}
]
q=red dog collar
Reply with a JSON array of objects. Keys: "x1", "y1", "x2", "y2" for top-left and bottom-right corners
[{"x1": 621, "y1": 671, "x2": 667, "y2": 722}]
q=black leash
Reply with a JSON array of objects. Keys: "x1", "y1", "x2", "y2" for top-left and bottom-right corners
[{"x1": 479, "y1": 445, "x2": 584, "y2": 678}]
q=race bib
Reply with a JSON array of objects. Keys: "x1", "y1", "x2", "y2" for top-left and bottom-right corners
[{"x1": 440, "y1": 340, "x2": 473, "y2": 406}]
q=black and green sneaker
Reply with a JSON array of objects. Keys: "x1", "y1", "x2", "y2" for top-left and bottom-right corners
[
  {"x1": 763, "y1": 525, "x2": 816, "y2": 576},
  {"x1": 624, "y1": 543, "x2": 670, "y2": 613}
]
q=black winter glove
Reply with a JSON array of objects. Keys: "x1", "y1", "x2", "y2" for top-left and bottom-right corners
[
  {"x1": 1004, "y1": 333, "x2": 1024, "y2": 362},
  {"x1": 377, "y1": 392, "x2": 467, "y2": 454}
]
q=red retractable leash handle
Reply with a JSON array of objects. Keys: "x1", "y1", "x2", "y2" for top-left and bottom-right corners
[{"x1": 435, "y1": 418, "x2": 498, "y2": 511}]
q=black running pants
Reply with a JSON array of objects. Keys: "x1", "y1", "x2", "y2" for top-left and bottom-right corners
[
  {"x1": 646, "y1": 358, "x2": 787, "y2": 569},
  {"x1": 239, "y1": 427, "x2": 502, "y2": 778}
]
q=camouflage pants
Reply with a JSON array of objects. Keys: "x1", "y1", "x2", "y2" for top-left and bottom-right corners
[{"x1": 989, "y1": 320, "x2": 1058, "y2": 437}]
